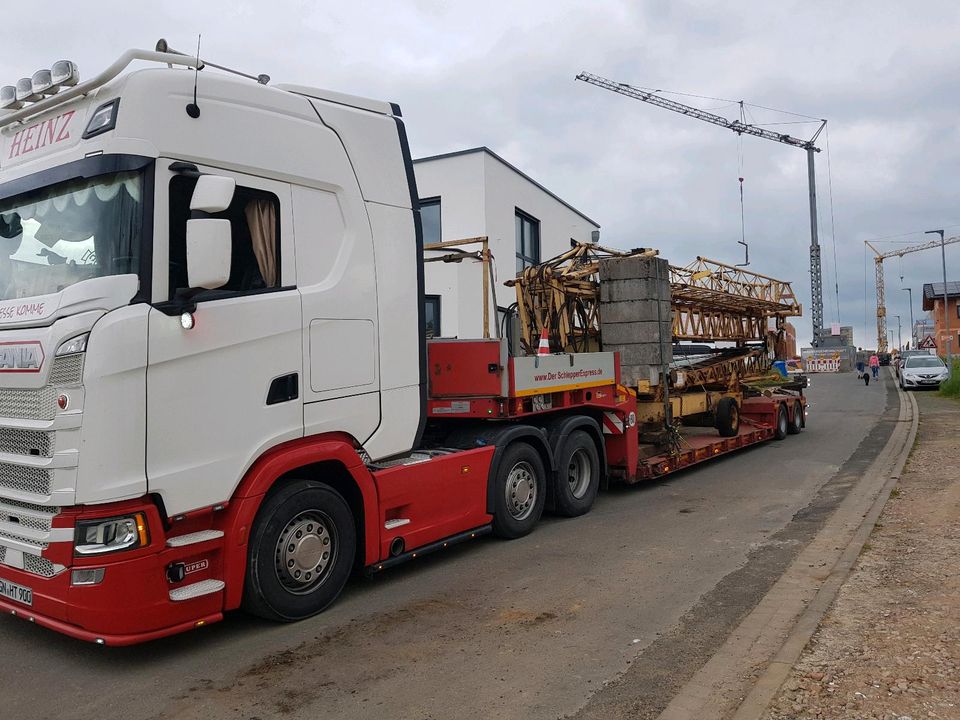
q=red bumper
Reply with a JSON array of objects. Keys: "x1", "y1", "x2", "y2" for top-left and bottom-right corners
[{"x1": 0, "y1": 499, "x2": 227, "y2": 645}]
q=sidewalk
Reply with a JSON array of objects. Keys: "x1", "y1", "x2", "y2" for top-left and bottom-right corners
[{"x1": 763, "y1": 391, "x2": 960, "y2": 720}]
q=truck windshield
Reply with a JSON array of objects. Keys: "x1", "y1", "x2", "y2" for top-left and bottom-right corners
[{"x1": 0, "y1": 170, "x2": 143, "y2": 301}]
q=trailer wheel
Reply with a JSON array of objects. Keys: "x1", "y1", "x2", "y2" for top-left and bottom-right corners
[
  {"x1": 242, "y1": 481, "x2": 356, "y2": 622},
  {"x1": 715, "y1": 397, "x2": 740, "y2": 437},
  {"x1": 774, "y1": 404, "x2": 789, "y2": 440},
  {"x1": 492, "y1": 442, "x2": 547, "y2": 539},
  {"x1": 787, "y1": 401, "x2": 804, "y2": 434},
  {"x1": 553, "y1": 430, "x2": 600, "y2": 518}
]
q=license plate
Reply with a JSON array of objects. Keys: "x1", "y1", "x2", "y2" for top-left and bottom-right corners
[{"x1": 0, "y1": 577, "x2": 32, "y2": 606}]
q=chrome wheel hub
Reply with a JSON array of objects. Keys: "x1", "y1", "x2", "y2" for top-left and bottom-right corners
[
  {"x1": 275, "y1": 511, "x2": 336, "y2": 594},
  {"x1": 506, "y1": 461, "x2": 537, "y2": 521},
  {"x1": 567, "y1": 448, "x2": 592, "y2": 499}
]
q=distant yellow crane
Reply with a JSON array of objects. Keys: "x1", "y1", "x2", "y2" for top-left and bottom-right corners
[{"x1": 866, "y1": 234, "x2": 960, "y2": 352}]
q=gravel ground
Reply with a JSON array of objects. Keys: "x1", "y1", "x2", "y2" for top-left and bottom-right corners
[{"x1": 763, "y1": 390, "x2": 960, "y2": 720}]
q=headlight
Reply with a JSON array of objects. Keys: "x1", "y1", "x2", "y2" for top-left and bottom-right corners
[
  {"x1": 75, "y1": 513, "x2": 149, "y2": 556},
  {"x1": 56, "y1": 333, "x2": 88, "y2": 356}
]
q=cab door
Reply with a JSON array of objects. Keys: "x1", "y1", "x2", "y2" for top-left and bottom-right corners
[{"x1": 146, "y1": 163, "x2": 302, "y2": 515}]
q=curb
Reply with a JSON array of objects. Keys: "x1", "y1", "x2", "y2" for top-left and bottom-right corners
[{"x1": 656, "y1": 372, "x2": 919, "y2": 720}]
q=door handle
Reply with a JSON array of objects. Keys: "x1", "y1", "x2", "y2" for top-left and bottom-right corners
[{"x1": 266, "y1": 373, "x2": 299, "y2": 405}]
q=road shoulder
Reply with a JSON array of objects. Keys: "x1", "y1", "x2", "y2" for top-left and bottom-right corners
[
  {"x1": 761, "y1": 388, "x2": 960, "y2": 719},
  {"x1": 654, "y1": 371, "x2": 917, "y2": 720}
]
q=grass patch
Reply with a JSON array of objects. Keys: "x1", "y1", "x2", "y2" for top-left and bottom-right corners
[{"x1": 938, "y1": 360, "x2": 960, "y2": 398}]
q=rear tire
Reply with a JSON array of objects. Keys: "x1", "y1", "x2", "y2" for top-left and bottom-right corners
[
  {"x1": 774, "y1": 404, "x2": 789, "y2": 440},
  {"x1": 492, "y1": 442, "x2": 547, "y2": 539},
  {"x1": 787, "y1": 401, "x2": 804, "y2": 434},
  {"x1": 243, "y1": 481, "x2": 356, "y2": 622},
  {"x1": 715, "y1": 397, "x2": 740, "y2": 437},
  {"x1": 553, "y1": 430, "x2": 600, "y2": 518}
]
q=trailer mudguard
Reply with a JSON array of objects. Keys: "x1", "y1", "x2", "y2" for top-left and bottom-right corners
[{"x1": 442, "y1": 424, "x2": 554, "y2": 515}]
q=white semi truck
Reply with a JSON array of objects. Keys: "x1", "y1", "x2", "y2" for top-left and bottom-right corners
[{"x1": 0, "y1": 43, "x2": 804, "y2": 645}]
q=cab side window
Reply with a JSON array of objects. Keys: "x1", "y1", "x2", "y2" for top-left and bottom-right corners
[{"x1": 169, "y1": 175, "x2": 281, "y2": 297}]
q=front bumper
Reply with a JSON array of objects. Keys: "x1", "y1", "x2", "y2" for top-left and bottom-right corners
[
  {"x1": 0, "y1": 498, "x2": 227, "y2": 645},
  {"x1": 902, "y1": 376, "x2": 945, "y2": 387}
]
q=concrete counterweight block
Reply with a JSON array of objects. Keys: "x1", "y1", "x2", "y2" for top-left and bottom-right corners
[{"x1": 598, "y1": 255, "x2": 672, "y2": 389}]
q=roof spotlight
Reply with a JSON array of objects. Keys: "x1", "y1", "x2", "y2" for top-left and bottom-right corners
[
  {"x1": 31, "y1": 69, "x2": 56, "y2": 96},
  {"x1": 50, "y1": 60, "x2": 79, "y2": 87},
  {"x1": 15, "y1": 78, "x2": 39, "y2": 103},
  {"x1": 0, "y1": 85, "x2": 21, "y2": 110}
]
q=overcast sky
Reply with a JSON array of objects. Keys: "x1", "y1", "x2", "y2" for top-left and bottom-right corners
[{"x1": 4, "y1": 1, "x2": 959, "y2": 348}]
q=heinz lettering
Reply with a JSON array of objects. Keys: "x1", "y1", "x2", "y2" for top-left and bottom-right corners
[{"x1": 6, "y1": 110, "x2": 75, "y2": 159}]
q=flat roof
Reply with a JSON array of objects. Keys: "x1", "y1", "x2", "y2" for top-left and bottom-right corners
[{"x1": 413, "y1": 146, "x2": 600, "y2": 228}]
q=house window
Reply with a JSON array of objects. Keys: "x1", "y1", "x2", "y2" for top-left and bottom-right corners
[
  {"x1": 515, "y1": 208, "x2": 540, "y2": 274},
  {"x1": 420, "y1": 197, "x2": 441, "y2": 246},
  {"x1": 424, "y1": 295, "x2": 441, "y2": 338},
  {"x1": 169, "y1": 176, "x2": 281, "y2": 297}
]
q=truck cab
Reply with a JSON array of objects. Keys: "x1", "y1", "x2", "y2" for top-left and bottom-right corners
[{"x1": 0, "y1": 46, "x2": 428, "y2": 641}]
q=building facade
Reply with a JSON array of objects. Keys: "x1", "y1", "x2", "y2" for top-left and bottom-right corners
[
  {"x1": 413, "y1": 147, "x2": 600, "y2": 339},
  {"x1": 921, "y1": 282, "x2": 960, "y2": 354}
]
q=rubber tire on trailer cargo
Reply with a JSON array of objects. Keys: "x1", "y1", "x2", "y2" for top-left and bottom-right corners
[
  {"x1": 715, "y1": 397, "x2": 740, "y2": 438},
  {"x1": 774, "y1": 404, "x2": 789, "y2": 440},
  {"x1": 492, "y1": 442, "x2": 547, "y2": 539},
  {"x1": 787, "y1": 401, "x2": 804, "y2": 434},
  {"x1": 242, "y1": 481, "x2": 356, "y2": 622},
  {"x1": 553, "y1": 430, "x2": 600, "y2": 518}
]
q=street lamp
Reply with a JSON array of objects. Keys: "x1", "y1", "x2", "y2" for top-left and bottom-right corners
[
  {"x1": 902, "y1": 287, "x2": 914, "y2": 349},
  {"x1": 925, "y1": 229, "x2": 952, "y2": 373},
  {"x1": 892, "y1": 314, "x2": 902, "y2": 352}
]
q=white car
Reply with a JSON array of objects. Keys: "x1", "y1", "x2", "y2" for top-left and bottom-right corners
[{"x1": 899, "y1": 355, "x2": 948, "y2": 390}]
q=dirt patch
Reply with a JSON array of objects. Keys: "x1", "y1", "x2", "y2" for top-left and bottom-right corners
[{"x1": 764, "y1": 392, "x2": 960, "y2": 720}]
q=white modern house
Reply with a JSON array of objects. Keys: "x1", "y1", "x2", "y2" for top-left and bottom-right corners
[{"x1": 414, "y1": 147, "x2": 600, "y2": 339}]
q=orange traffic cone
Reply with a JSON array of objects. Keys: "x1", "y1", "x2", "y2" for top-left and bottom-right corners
[{"x1": 537, "y1": 327, "x2": 550, "y2": 356}]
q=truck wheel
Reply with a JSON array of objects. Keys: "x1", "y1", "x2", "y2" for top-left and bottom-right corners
[
  {"x1": 787, "y1": 401, "x2": 804, "y2": 434},
  {"x1": 492, "y1": 442, "x2": 547, "y2": 539},
  {"x1": 242, "y1": 481, "x2": 356, "y2": 622},
  {"x1": 774, "y1": 404, "x2": 789, "y2": 440},
  {"x1": 715, "y1": 397, "x2": 740, "y2": 437},
  {"x1": 554, "y1": 430, "x2": 600, "y2": 518}
]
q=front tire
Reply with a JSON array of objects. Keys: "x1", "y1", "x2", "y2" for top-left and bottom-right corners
[
  {"x1": 243, "y1": 481, "x2": 356, "y2": 622},
  {"x1": 553, "y1": 430, "x2": 600, "y2": 518},
  {"x1": 492, "y1": 442, "x2": 547, "y2": 539}
]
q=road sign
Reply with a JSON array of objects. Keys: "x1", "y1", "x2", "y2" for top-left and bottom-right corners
[{"x1": 919, "y1": 335, "x2": 937, "y2": 349}]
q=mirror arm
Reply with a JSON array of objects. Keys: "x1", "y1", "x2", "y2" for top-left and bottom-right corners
[{"x1": 155, "y1": 287, "x2": 201, "y2": 317}]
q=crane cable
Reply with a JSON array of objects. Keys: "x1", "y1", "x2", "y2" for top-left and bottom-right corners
[{"x1": 737, "y1": 101, "x2": 749, "y2": 266}]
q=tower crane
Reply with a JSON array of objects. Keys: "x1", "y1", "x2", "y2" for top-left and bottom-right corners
[
  {"x1": 576, "y1": 71, "x2": 828, "y2": 346},
  {"x1": 866, "y1": 234, "x2": 960, "y2": 353}
]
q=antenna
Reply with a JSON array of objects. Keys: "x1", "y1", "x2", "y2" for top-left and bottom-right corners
[{"x1": 185, "y1": 34, "x2": 201, "y2": 118}]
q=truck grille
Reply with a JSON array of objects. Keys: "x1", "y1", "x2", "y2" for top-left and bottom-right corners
[
  {"x1": 0, "y1": 354, "x2": 84, "y2": 421},
  {"x1": 48, "y1": 354, "x2": 84, "y2": 386},
  {"x1": 0, "y1": 463, "x2": 51, "y2": 496},
  {"x1": 22, "y1": 553, "x2": 56, "y2": 577},
  {"x1": 0, "y1": 428, "x2": 54, "y2": 458},
  {"x1": 0, "y1": 387, "x2": 57, "y2": 421}
]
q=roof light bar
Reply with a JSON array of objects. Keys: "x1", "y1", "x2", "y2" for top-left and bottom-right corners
[{"x1": 0, "y1": 61, "x2": 80, "y2": 113}]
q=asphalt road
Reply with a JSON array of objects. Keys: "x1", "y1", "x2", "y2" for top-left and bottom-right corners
[{"x1": 0, "y1": 372, "x2": 894, "y2": 720}]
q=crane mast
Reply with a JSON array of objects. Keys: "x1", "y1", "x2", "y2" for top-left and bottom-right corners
[
  {"x1": 576, "y1": 71, "x2": 828, "y2": 347},
  {"x1": 866, "y1": 235, "x2": 960, "y2": 352}
]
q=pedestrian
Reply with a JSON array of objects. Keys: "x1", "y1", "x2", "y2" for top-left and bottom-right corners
[{"x1": 869, "y1": 353, "x2": 880, "y2": 380}]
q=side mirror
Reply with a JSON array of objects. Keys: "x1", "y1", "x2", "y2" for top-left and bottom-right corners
[
  {"x1": 190, "y1": 175, "x2": 236, "y2": 213},
  {"x1": 186, "y1": 219, "x2": 231, "y2": 289}
]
